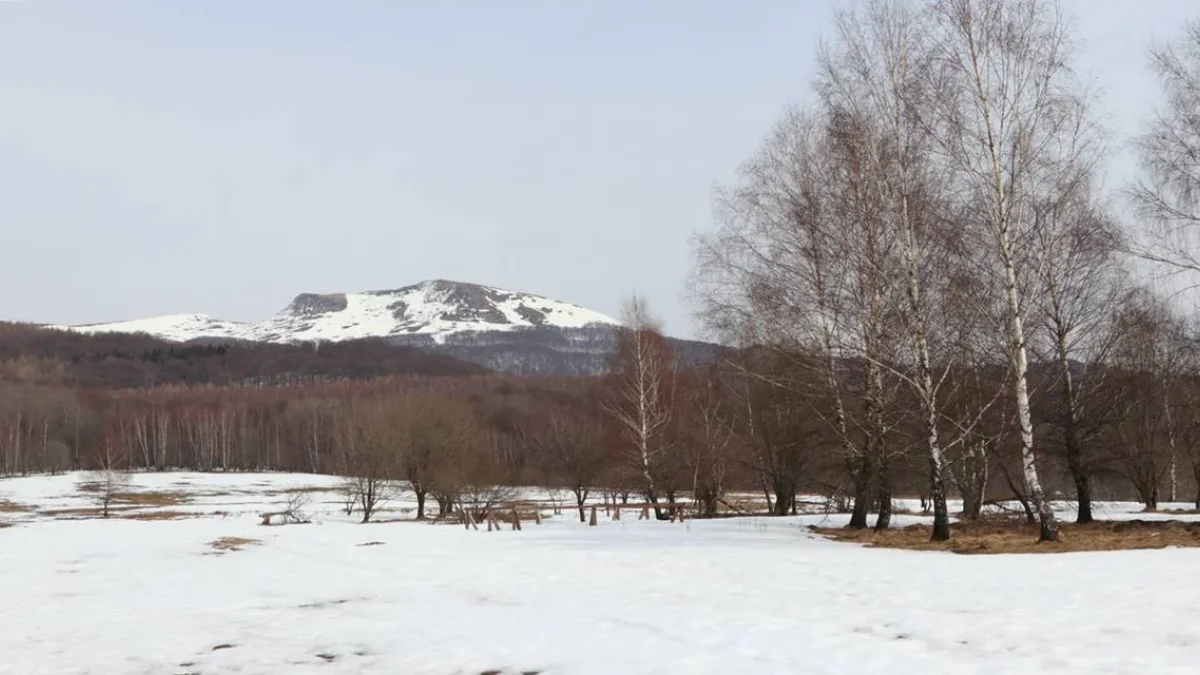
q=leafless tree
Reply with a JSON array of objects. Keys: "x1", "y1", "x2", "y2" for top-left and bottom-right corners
[
  {"x1": 817, "y1": 0, "x2": 970, "y2": 539},
  {"x1": 1106, "y1": 289, "x2": 1196, "y2": 510},
  {"x1": 342, "y1": 398, "x2": 404, "y2": 523},
  {"x1": 1031, "y1": 193, "x2": 1124, "y2": 523},
  {"x1": 924, "y1": 0, "x2": 1103, "y2": 541},
  {"x1": 694, "y1": 103, "x2": 909, "y2": 530},
  {"x1": 678, "y1": 366, "x2": 734, "y2": 518},
  {"x1": 523, "y1": 399, "x2": 609, "y2": 522},
  {"x1": 1129, "y1": 19, "x2": 1200, "y2": 275},
  {"x1": 604, "y1": 294, "x2": 677, "y2": 520},
  {"x1": 86, "y1": 427, "x2": 132, "y2": 518}
]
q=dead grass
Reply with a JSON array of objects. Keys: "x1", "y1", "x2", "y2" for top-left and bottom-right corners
[
  {"x1": 0, "y1": 500, "x2": 33, "y2": 513},
  {"x1": 208, "y1": 537, "x2": 261, "y2": 553},
  {"x1": 267, "y1": 485, "x2": 341, "y2": 495},
  {"x1": 121, "y1": 511, "x2": 200, "y2": 521},
  {"x1": 111, "y1": 490, "x2": 189, "y2": 506},
  {"x1": 814, "y1": 518, "x2": 1200, "y2": 554},
  {"x1": 44, "y1": 506, "x2": 138, "y2": 518}
]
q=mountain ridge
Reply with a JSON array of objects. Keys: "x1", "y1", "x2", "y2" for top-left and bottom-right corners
[
  {"x1": 49, "y1": 280, "x2": 712, "y2": 376},
  {"x1": 57, "y1": 280, "x2": 621, "y2": 345}
]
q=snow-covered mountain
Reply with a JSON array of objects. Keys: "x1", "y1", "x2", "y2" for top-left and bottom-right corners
[
  {"x1": 245, "y1": 280, "x2": 619, "y2": 344},
  {"x1": 55, "y1": 280, "x2": 659, "y2": 375},
  {"x1": 60, "y1": 280, "x2": 620, "y2": 345}
]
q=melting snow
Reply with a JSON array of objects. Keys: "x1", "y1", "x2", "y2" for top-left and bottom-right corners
[{"x1": 2, "y1": 472, "x2": 1199, "y2": 675}]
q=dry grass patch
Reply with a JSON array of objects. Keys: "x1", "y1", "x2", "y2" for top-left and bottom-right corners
[
  {"x1": 208, "y1": 537, "x2": 261, "y2": 553},
  {"x1": 0, "y1": 500, "x2": 33, "y2": 513},
  {"x1": 267, "y1": 485, "x2": 341, "y2": 495},
  {"x1": 45, "y1": 506, "x2": 138, "y2": 518},
  {"x1": 111, "y1": 490, "x2": 189, "y2": 507},
  {"x1": 814, "y1": 518, "x2": 1200, "y2": 554},
  {"x1": 121, "y1": 511, "x2": 201, "y2": 521}
]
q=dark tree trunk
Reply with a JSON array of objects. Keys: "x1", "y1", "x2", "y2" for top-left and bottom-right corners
[
  {"x1": 847, "y1": 457, "x2": 872, "y2": 529},
  {"x1": 415, "y1": 490, "x2": 427, "y2": 520},
  {"x1": 930, "y1": 458, "x2": 951, "y2": 542},
  {"x1": 771, "y1": 476, "x2": 796, "y2": 516},
  {"x1": 575, "y1": 487, "x2": 587, "y2": 523},
  {"x1": 1057, "y1": 334, "x2": 1092, "y2": 525},
  {"x1": 873, "y1": 459, "x2": 892, "y2": 532},
  {"x1": 647, "y1": 491, "x2": 667, "y2": 521},
  {"x1": 1072, "y1": 470, "x2": 1093, "y2": 524},
  {"x1": 1037, "y1": 500, "x2": 1060, "y2": 542}
]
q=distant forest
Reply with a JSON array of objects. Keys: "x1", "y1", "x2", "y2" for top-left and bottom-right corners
[{"x1": 0, "y1": 323, "x2": 486, "y2": 389}]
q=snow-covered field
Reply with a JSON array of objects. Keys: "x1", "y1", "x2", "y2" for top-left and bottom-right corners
[{"x1": 2, "y1": 473, "x2": 1199, "y2": 675}]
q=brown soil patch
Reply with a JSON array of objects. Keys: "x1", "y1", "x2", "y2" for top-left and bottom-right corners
[
  {"x1": 0, "y1": 500, "x2": 33, "y2": 513},
  {"x1": 814, "y1": 518, "x2": 1200, "y2": 554},
  {"x1": 208, "y1": 537, "x2": 261, "y2": 553}
]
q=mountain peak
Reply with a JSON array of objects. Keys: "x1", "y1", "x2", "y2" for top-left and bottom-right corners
[{"x1": 57, "y1": 279, "x2": 619, "y2": 345}]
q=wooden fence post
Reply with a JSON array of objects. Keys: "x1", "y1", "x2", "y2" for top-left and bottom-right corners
[
  {"x1": 589, "y1": 505, "x2": 598, "y2": 526},
  {"x1": 511, "y1": 508, "x2": 522, "y2": 531}
]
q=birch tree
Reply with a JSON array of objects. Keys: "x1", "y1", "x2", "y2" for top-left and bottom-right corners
[
  {"x1": 694, "y1": 104, "x2": 906, "y2": 530},
  {"x1": 605, "y1": 295, "x2": 677, "y2": 520},
  {"x1": 818, "y1": 0, "x2": 968, "y2": 540},
  {"x1": 925, "y1": 0, "x2": 1102, "y2": 541}
]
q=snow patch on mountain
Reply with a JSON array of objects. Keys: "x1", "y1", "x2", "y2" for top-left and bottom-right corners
[{"x1": 65, "y1": 313, "x2": 248, "y2": 343}]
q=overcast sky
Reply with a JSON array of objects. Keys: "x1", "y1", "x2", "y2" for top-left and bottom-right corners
[{"x1": 1, "y1": 1, "x2": 1196, "y2": 339}]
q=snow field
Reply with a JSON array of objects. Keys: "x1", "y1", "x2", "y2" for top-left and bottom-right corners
[{"x1": 2, "y1": 473, "x2": 1199, "y2": 675}]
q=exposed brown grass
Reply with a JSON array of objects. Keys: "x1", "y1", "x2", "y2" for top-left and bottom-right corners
[
  {"x1": 208, "y1": 537, "x2": 261, "y2": 553},
  {"x1": 111, "y1": 490, "x2": 189, "y2": 507},
  {"x1": 45, "y1": 506, "x2": 138, "y2": 518},
  {"x1": 0, "y1": 500, "x2": 33, "y2": 513},
  {"x1": 121, "y1": 511, "x2": 200, "y2": 521},
  {"x1": 268, "y1": 486, "x2": 340, "y2": 495},
  {"x1": 814, "y1": 518, "x2": 1200, "y2": 554}
]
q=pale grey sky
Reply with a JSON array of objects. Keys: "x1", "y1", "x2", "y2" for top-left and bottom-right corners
[{"x1": 1, "y1": 1, "x2": 1195, "y2": 338}]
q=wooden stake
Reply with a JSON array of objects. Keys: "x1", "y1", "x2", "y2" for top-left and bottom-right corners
[
  {"x1": 613, "y1": 505, "x2": 621, "y2": 521},
  {"x1": 589, "y1": 505, "x2": 598, "y2": 526},
  {"x1": 511, "y1": 508, "x2": 522, "y2": 531}
]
